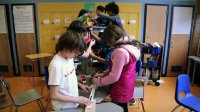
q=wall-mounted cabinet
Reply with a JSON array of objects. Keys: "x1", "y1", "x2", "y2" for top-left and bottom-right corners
[{"x1": 38, "y1": 2, "x2": 142, "y2": 53}]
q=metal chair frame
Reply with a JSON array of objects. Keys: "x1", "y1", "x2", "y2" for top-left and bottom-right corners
[
  {"x1": 1, "y1": 77, "x2": 46, "y2": 112},
  {"x1": 133, "y1": 60, "x2": 146, "y2": 112}
]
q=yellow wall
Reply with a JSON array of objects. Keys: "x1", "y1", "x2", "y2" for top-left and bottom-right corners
[{"x1": 38, "y1": 2, "x2": 142, "y2": 53}]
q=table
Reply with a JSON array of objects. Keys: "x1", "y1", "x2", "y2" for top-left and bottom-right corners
[
  {"x1": 50, "y1": 102, "x2": 123, "y2": 112},
  {"x1": 187, "y1": 56, "x2": 200, "y2": 85},
  {"x1": 77, "y1": 75, "x2": 110, "y2": 103},
  {"x1": 25, "y1": 53, "x2": 53, "y2": 85},
  {"x1": 92, "y1": 26, "x2": 106, "y2": 33},
  {"x1": 25, "y1": 53, "x2": 53, "y2": 59}
]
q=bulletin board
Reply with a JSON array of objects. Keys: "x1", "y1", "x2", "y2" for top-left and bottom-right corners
[{"x1": 38, "y1": 2, "x2": 142, "y2": 53}]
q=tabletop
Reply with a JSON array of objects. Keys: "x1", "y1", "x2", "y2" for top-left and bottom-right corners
[
  {"x1": 188, "y1": 56, "x2": 200, "y2": 62},
  {"x1": 50, "y1": 102, "x2": 123, "y2": 112},
  {"x1": 25, "y1": 53, "x2": 54, "y2": 59}
]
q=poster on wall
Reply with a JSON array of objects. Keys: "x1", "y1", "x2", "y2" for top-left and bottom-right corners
[
  {"x1": 0, "y1": 5, "x2": 7, "y2": 33},
  {"x1": 84, "y1": 3, "x2": 95, "y2": 11},
  {"x1": 13, "y1": 5, "x2": 34, "y2": 33}
]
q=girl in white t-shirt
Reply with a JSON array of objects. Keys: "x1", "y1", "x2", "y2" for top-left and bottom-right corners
[{"x1": 48, "y1": 30, "x2": 91, "y2": 110}]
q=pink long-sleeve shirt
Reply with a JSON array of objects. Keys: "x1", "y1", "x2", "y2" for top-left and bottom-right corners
[
  {"x1": 95, "y1": 45, "x2": 140, "y2": 103},
  {"x1": 96, "y1": 45, "x2": 140, "y2": 86}
]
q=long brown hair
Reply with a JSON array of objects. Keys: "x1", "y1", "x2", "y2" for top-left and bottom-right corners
[
  {"x1": 102, "y1": 25, "x2": 143, "y2": 49},
  {"x1": 101, "y1": 25, "x2": 125, "y2": 46}
]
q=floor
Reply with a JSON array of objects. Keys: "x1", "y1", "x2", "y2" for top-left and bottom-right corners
[{"x1": 0, "y1": 76, "x2": 200, "y2": 112}]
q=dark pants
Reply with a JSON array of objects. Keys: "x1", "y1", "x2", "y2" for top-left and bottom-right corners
[{"x1": 112, "y1": 100, "x2": 128, "y2": 112}]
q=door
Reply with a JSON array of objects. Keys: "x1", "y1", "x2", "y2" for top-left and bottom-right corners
[
  {"x1": 0, "y1": 5, "x2": 13, "y2": 76},
  {"x1": 167, "y1": 6, "x2": 193, "y2": 76},
  {"x1": 145, "y1": 5, "x2": 167, "y2": 44},
  {"x1": 12, "y1": 5, "x2": 38, "y2": 76},
  {"x1": 144, "y1": 5, "x2": 168, "y2": 66}
]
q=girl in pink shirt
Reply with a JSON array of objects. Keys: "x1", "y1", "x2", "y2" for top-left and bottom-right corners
[{"x1": 92, "y1": 25, "x2": 141, "y2": 112}]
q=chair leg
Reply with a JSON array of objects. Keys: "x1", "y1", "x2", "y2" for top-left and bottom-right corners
[
  {"x1": 140, "y1": 99, "x2": 145, "y2": 112},
  {"x1": 171, "y1": 105, "x2": 180, "y2": 112},
  {"x1": 36, "y1": 100, "x2": 45, "y2": 112},
  {"x1": 36, "y1": 100, "x2": 42, "y2": 111},
  {"x1": 38, "y1": 99, "x2": 46, "y2": 112},
  {"x1": 41, "y1": 81, "x2": 45, "y2": 95},
  {"x1": 45, "y1": 99, "x2": 50, "y2": 110},
  {"x1": 9, "y1": 105, "x2": 13, "y2": 112},
  {"x1": 46, "y1": 92, "x2": 50, "y2": 101},
  {"x1": 180, "y1": 107, "x2": 186, "y2": 111},
  {"x1": 15, "y1": 106, "x2": 18, "y2": 112},
  {"x1": 45, "y1": 93, "x2": 50, "y2": 110},
  {"x1": 137, "y1": 98, "x2": 140, "y2": 109}
]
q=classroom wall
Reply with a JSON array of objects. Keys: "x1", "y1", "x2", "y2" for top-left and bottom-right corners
[
  {"x1": 38, "y1": 2, "x2": 142, "y2": 53},
  {"x1": 190, "y1": 0, "x2": 200, "y2": 55},
  {"x1": 0, "y1": 0, "x2": 195, "y2": 75}
]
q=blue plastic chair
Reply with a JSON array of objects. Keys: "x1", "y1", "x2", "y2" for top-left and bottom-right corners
[
  {"x1": 44, "y1": 66, "x2": 50, "y2": 90},
  {"x1": 172, "y1": 74, "x2": 200, "y2": 112},
  {"x1": 136, "y1": 60, "x2": 142, "y2": 77},
  {"x1": 43, "y1": 66, "x2": 51, "y2": 110}
]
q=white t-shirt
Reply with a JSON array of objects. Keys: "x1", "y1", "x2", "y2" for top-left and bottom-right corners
[{"x1": 48, "y1": 54, "x2": 79, "y2": 110}]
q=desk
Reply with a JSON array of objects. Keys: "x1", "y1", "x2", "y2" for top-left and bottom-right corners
[
  {"x1": 77, "y1": 75, "x2": 110, "y2": 103},
  {"x1": 92, "y1": 26, "x2": 106, "y2": 33},
  {"x1": 187, "y1": 56, "x2": 200, "y2": 85},
  {"x1": 25, "y1": 53, "x2": 53, "y2": 85},
  {"x1": 50, "y1": 102, "x2": 123, "y2": 112},
  {"x1": 26, "y1": 53, "x2": 53, "y2": 59}
]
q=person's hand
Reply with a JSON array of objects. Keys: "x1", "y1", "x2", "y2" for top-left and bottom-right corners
[
  {"x1": 88, "y1": 11, "x2": 93, "y2": 18},
  {"x1": 79, "y1": 84, "x2": 91, "y2": 93},
  {"x1": 93, "y1": 73, "x2": 105, "y2": 78},
  {"x1": 89, "y1": 39, "x2": 96, "y2": 46},
  {"x1": 92, "y1": 78, "x2": 99, "y2": 85},
  {"x1": 77, "y1": 96, "x2": 91, "y2": 106}
]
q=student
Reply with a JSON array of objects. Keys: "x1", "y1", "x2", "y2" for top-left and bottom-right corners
[
  {"x1": 95, "y1": 5, "x2": 108, "y2": 25},
  {"x1": 96, "y1": 2, "x2": 126, "y2": 34},
  {"x1": 77, "y1": 9, "x2": 93, "y2": 26},
  {"x1": 77, "y1": 9, "x2": 88, "y2": 22},
  {"x1": 96, "y1": 5, "x2": 105, "y2": 14},
  {"x1": 48, "y1": 31, "x2": 91, "y2": 110},
  {"x1": 68, "y1": 20, "x2": 95, "y2": 58},
  {"x1": 90, "y1": 47, "x2": 114, "y2": 71},
  {"x1": 92, "y1": 25, "x2": 141, "y2": 112}
]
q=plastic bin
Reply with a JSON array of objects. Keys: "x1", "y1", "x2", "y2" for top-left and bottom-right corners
[{"x1": 147, "y1": 60, "x2": 157, "y2": 67}]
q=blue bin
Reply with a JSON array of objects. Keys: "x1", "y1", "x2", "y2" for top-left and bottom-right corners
[
  {"x1": 147, "y1": 60, "x2": 157, "y2": 67},
  {"x1": 151, "y1": 47, "x2": 161, "y2": 55}
]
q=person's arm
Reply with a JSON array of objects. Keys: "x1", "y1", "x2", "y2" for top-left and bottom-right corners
[
  {"x1": 77, "y1": 13, "x2": 88, "y2": 22},
  {"x1": 78, "y1": 82, "x2": 91, "y2": 93},
  {"x1": 98, "y1": 13, "x2": 116, "y2": 23},
  {"x1": 48, "y1": 61, "x2": 91, "y2": 105},
  {"x1": 93, "y1": 70, "x2": 109, "y2": 78},
  {"x1": 50, "y1": 85, "x2": 91, "y2": 105},
  {"x1": 82, "y1": 39, "x2": 95, "y2": 58},
  {"x1": 92, "y1": 49, "x2": 128, "y2": 86},
  {"x1": 90, "y1": 52, "x2": 106, "y2": 64},
  {"x1": 91, "y1": 32, "x2": 101, "y2": 41}
]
